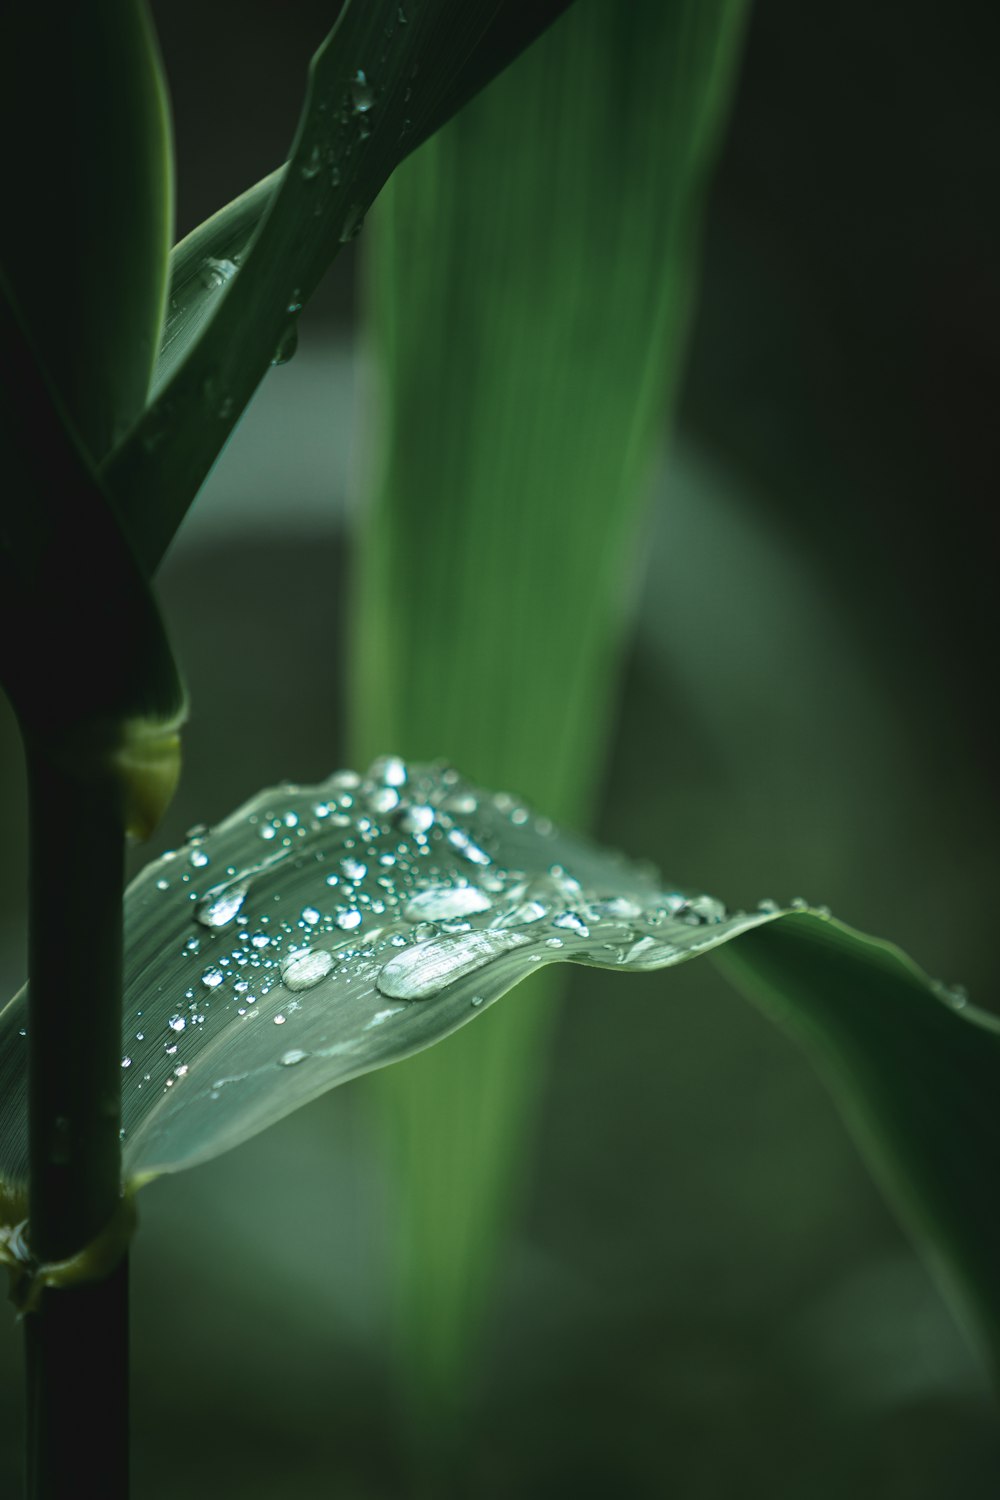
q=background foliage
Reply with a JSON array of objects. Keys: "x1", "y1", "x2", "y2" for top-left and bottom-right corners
[{"x1": 0, "y1": 0, "x2": 997, "y2": 1494}]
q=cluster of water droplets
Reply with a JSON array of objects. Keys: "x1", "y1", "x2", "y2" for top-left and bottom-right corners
[
  {"x1": 117, "y1": 756, "x2": 769, "y2": 1150},
  {"x1": 150, "y1": 7, "x2": 425, "y2": 444},
  {"x1": 294, "y1": 3, "x2": 419, "y2": 245},
  {"x1": 1, "y1": 753, "x2": 980, "y2": 1186}
]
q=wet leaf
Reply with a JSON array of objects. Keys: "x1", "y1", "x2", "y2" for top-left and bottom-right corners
[{"x1": 0, "y1": 759, "x2": 996, "y2": 1376}]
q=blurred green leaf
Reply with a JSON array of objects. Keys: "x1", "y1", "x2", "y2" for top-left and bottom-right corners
[
  {"x1": 0, "y1": 0, "x2": 173, "y2": 462},
  {"x1": 102, "y1": 0, "x2": 575, "y2": 574},
  {"x1": 350, "y1": 0, "x2": 749, "y2": 1409},
  {"x1": 0, "y1": 758, "x2": 995, "y2": 1381}
]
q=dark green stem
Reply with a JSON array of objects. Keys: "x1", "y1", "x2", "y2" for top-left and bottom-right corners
[{"x1": 24, "y1": 749, "x2": 128, "y2": 1499}]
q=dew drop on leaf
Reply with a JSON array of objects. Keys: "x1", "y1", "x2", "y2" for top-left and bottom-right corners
[
  {"x1": 350, "y1": 69, "x2": 374, "y2": 113},
  {"x1": 197, "y1": 882, "x2": 250, "y2": 930},
  {"x1": 199, "y1": 256, "x2": 237, "y2": 290},
  {"x1": 398, "y1": 804, "x2": 434, "y2": 835},
  {"x1": 376, "y1": 930, "x2": 532, "y2": 1001},
  {"x1": 280, "y1": 948, "x2": 334, "y2": 992},
  {"x1": 271, "y1": 322, "x2": 299, "y2": 367},
  {"x1": 403, "y1": 885, "x2": 492, "y2": 922}
]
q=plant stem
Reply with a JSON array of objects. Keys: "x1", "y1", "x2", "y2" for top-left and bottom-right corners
[{"x1": 23, "y1": 748, "x2": 128, "y2": 1499}]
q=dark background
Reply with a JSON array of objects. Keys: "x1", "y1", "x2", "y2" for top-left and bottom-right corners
[{"x1": 1, "y1": 1, "x2": 998, "y2": 1494}]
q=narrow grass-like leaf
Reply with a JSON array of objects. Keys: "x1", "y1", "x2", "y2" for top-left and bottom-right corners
[
  {"x1": 102, "y1": 0, "x2": 575, "y2": 574},
  {"x1": 351, "y1": 0, "x2": 749, "y2": 1404},
  {"x1": 0, "y1": 759, "x2": 996, "y2": 1380}
]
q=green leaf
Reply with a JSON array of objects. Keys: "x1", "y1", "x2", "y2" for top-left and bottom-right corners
[
  {"x1": 349, "y1": 0, "x2": 749, "y2": 1406},
  {"x1": 101, "y1": 0, "x2": 576, "y2": 574},
  {"x1": 0, "y1": 759, "x2": 995, "y2": 1378},
  {"x1": 0, "y1": 0, "x2": 173, "y2": 461}
]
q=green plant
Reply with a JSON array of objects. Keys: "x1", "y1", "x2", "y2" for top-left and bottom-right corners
[{"x1": 1, "y1": 1, "x2": 997, "y2": 1496}]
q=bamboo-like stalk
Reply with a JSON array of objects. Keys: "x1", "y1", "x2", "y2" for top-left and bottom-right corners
[{"x1": 23, "y1": 750, "x2": 128, "y2": 1499}]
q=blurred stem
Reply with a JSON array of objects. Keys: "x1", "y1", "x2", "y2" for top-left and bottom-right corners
[{"x1": 24, "y1": 748, "x2": 128, "y2": 1499}]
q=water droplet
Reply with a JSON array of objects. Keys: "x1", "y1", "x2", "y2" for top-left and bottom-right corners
[
  {"x1": 492, "y1": 900, "x2": 548, "y2": 929},
  {"x1": 551, "y1": 910, "x2": 590, "y2": 938},
  {"x1": 273, "y1": 1014, "x2": 287, "y2": 1025},
  {"x1": 447, "y1": 828, "x2": 491, "y2": 866},
  {"x1": 280, "y1": 1048, "x2": 309, "y2": 1067},
  {"x1": 377, "y1": 930, "x2": 531, "y2": 1001},
  {"x1": 300, "y1": 144, "x2": 323, "y2": 180},
  {"x1": 280, "y1": 948, "x2": 335, "y2": 991},
  {"x1": 756, "y1": 898, "x2": 780, "y2": 914},
  {"x1": 341, "y1": 857, "x2": 368, "y2": 882},
  {"x1": 369, "y1": 786, "x2": 399, "y2": 815},
  {"x1": 259, "y1": 823, "x2": 277, "y2": 841},
  {"x1": 199, "y1": 256, "x2": 237, "y2": 290},
  {"x1": 155, "y1": 878, "x2": 170, "y2": 891},
  {"x1": 202, "y1": 372, "x2": 234, "y2": 420},
  {"x1": 271, "y1": 322, "x2": 299, "y2": 367},
  {"x1": 189, "y1": 848, "x2": 210, "y2": 869},
  {"x1": 936, "y1": 981, "x2": 969, "y2": 1010},
  {"x1": 336, "y1": 909, "x2": 362, "y2": 931},
  {"x1": 301, "y1": 906, "x2": 321, "y2": 926},
  {"x1": 686, "y1": 894, "x2": 727, "y2": 924},
  {"x1": 197, "y1": 881, "x2": 250, "y2": 930},
  {"x1": 201, "y1": 968, "x2": 224, "y2": 990},
  {"x1": 350, "y1": 69, "x2": 374, "y2": 113},
  {"x1": 403, "y1": 885, "x2": 492, "y2": 922},
  {"x1": 339, "y1": 203, "x2": 366, "y2": 243},
  {"x1": 121, "y1": 1056, "x2": 132, "y2": 1069},
  {"x1": 251, "y1": 932, "x2": 270, "y2": 949},
  {"x1": 366, "y1": 1007, "x2": 403, "y2": 1029},
  {"x1": 174, "y1": 1064, "x2": 189, "y2": 1078},
  {"x1": 471, "y1": 995, "x2": 485, "y2": 1008},
  {"x1": 588, "y1": 897, "x2": 642, "y2": 921},
  {"x1": 168, "y1": 1015, "x2": 186, "y2": 1033},
  {"x1": 327, "y1": 771, "x2": 361, "y2": 797},
  {"x1": 398, "y1": 803, "x2": 434, "y2": 835}
]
